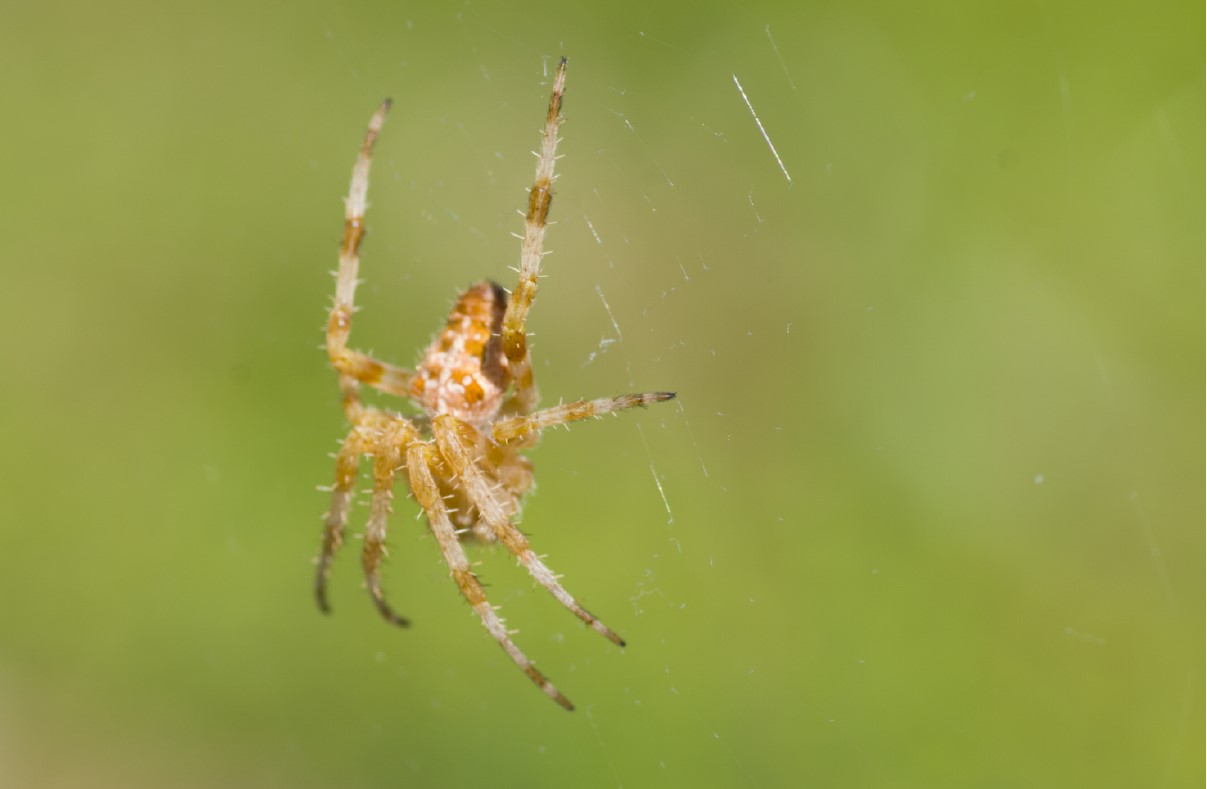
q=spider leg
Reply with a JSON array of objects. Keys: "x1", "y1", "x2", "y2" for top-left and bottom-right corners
[
  {"x1": 316, "y1": 413, "x2": 416, "y2": 625},
  {"x1": 492, "y1": 391, "x2": 676, "y2": 445},
  {"x1": 406, "y1": 441, "x2": 574, "y2": 710},
  {"x1": 500, "y1": 58, "x2": 567, "y2": 415},
  {"x1": 432, "y1": 415, "x2": 625, "y2": 648},
  {"x1": 328, "y1": 99, "x2": 416, "y2": 421},
  {"x1": 315, "y1": 429, "x2": 365, "y2": 613},
  {"x1": 362, "y1": 431, "x2": 411, "y2": 627}
]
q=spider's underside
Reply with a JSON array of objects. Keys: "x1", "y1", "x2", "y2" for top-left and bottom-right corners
[{"x1": 315, "y1": 58, "x2": 674, "y2": 710}]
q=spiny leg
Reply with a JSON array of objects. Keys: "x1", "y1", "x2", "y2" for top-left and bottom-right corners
[
  {"x1": 492, "y1": 391, "x2": 676, "y2": 445},
  {"x1": 315, "y1": 430, "x2": 365, "y2": 614},
  {"x1": 362, "y1": 434, "x2": 411, "y2": 627},
  {"x1": 406, "y1": 442, "x2": 574, "y2": 711},
  {"x1": 327, "y1": 98, "x2": 416, "y2": 421},
  {"x1": 501, "y1": 58, "x2": 567, "y2": 415},
  {"x1": 432, "y1": 415, "x2": 624, "y2": 647}
]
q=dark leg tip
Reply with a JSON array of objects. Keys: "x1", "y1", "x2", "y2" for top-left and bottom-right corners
[{"x1": 372, "y1": 597, "x2": 411, "y2": 628}]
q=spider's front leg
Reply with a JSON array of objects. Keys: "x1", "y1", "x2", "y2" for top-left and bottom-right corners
[
  {"x1": 315, "y1": 429, "x2": 364, "y2": 614},
  {"x1": 405, "y1": 441, "x2": 575, "y2": 710},
  {"x1": 315, "y1": 414, "x2": 415, "y2": 627},
  {"x1": 361, "y1": 437, "x2": 410, "y2": 627},
  {"x1": 432, "y1": 414, "x2": 625, "y2": 647}
]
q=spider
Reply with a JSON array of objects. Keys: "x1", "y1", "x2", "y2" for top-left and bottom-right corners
[{"x1": 314, "y1": 58, "x2": 674, "y2": 711}]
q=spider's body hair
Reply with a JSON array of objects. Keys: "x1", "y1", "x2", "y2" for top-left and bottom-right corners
[{"x1": 314, "y1": 58, "x2": 677, "y2": 711}]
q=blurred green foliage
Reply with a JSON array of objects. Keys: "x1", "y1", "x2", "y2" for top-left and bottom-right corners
[{"x1": 0, "y1": 1, "x2": 1201, "y2": 787}]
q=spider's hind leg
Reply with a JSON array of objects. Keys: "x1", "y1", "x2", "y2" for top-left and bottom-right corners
[
  {"x1": 327, "y1": 98, "x2": 417, "y2": 421},
  {"x1": 500, "y1": 58, "x2": 568, "y2": 415}
]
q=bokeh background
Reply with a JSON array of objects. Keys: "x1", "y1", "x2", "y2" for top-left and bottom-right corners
[{"x1": 0, "y1": 2, "x2": 1201, "y2": 787}]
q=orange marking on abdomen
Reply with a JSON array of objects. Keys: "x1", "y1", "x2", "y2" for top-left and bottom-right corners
[{"x1": 414, "y1": 281, "x2": 511, "y2": 424}]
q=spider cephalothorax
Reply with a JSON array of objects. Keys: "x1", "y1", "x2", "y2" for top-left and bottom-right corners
[{"x1": 314, "y1": 59, "x2": 675, "y2": 710}]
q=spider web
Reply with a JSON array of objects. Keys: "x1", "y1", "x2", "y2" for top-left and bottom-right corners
[
  {"x1": 3, "y1": 1, "x2": 1199, "y2": 788},
  {"x1": 310, "y1": 6, "x2": 1202, "y2": 786}
]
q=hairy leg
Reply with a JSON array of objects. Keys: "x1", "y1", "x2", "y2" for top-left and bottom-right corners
[
  {"x1": 315, "y1": 429, "x2": 365, "y2": 614},
  {"x1": 406, "y1": 441, "x2": 574, "y2": 710},
  {"x1": 316, "y1": 412, "x2": 416, "y2": 624},
  {"x1": 361, "y1": 420, "x2": 415, "y2": 627},
  {"x1": 500, "y1": 59, "x2": 567, "y2": 415},
  {"x1": 491, "y1": 391, "x2": 676, "y2": 445},
  {"x1": 432, "y1": 415, "x2": 624, "y2": 647},
  {"x1": 327, "y1": 99, "x2": 415, "y2": 421}
]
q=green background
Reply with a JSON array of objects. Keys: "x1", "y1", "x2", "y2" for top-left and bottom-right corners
[{"x1": 0, "y1": 1, "x2": 1201, "y2": 787}]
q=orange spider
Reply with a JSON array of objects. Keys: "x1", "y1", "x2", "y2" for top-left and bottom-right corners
[{"x1": 314, "y1": 58, "x2": 675, "y2": 710}]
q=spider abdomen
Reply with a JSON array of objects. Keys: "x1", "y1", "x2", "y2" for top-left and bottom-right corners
[{"x1": 411, "y1": 280, "x2": 510, "y2": 424}]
